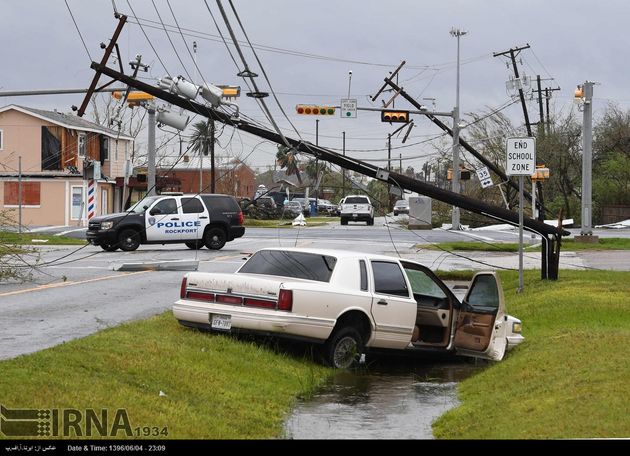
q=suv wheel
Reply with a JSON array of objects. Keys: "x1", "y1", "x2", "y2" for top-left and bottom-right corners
[
  {"x1": 101, "y1": 242, "x2": 118, "y2": 252},
  {"x1": 185, "y1": 241, "x2": 204, "y2": 250},
  {"x1": 367, "y1": 217, "x2": 374, "y2": 226},
  {"x1": 118, "y1": 229, "x2": 140, "y2": 251},
  {"x1": 340, "y1": 218, "x2": 348, "y2": 226},
  {"x1": 204, "y1": 227, "x2": 227, "y2": 250}
]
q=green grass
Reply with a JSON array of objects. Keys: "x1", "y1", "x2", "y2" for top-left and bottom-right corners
[
  {"x1": 416, "y1": 237, "x2": 630, "y2": 252},
  {"x1": 0, "y1": 312, "x2": 330, "y2": 439},
  {"x1": 244, "y1": 217, "x2": 339, "y2": 228},
  {"x1": 0, "y1": 232, "x2": 86, "y2": 245},
  {"x1": 433, "y1": 269, "x2": 630, "y2": 439}
]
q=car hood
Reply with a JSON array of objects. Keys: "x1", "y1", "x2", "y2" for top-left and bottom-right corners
[{"x1": 89, "y1": 212, "x2": 138, "y2": 223}]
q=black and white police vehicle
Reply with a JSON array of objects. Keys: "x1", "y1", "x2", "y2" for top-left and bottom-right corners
[{"x1": 86, "y1": 193, "x2": 245, "y2": 252}]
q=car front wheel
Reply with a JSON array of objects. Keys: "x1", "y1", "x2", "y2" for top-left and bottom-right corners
[
  {"x1": 118, "y1": 229, "x2": 140, "y2": 251},
  {"x1": 324, "y1": 327, "x2": 364, "y2": 369},
  {"x1": 204, "y1": 227, "x2": 227, "y2": 250}
]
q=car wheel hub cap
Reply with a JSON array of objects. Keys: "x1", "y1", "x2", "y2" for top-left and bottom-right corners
[{"x1": 334, "y1": 336, "x2": 357, "y2": 368}]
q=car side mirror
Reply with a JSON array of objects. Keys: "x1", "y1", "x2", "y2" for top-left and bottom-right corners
[{"x1": 150, "y1": 207, "x2": 162, "y2": 216}]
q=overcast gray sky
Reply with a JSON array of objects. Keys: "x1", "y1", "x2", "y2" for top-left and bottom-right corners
[{"x1": 1, "y1": 0, "x2": 628, "y2": 173}]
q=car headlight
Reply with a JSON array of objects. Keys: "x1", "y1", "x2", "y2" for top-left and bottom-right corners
[
  {"x1": 101, "y1": 221, "x2": 115, "y2": 230},
  {"x1": 512, "y1": 322, "x2": 522, "y2": 334}
]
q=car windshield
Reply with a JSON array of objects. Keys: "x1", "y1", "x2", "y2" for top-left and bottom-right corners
[
  {"x1": 395, "y1": 200, "x2": 408, "y2": 207},
  {"x1": 127, "y1": 196, "x2": 161, "y2": 213},
  {"x1": 239, "y1": 250, "x2": 337, "y2": 282},
  {"x1": 345, "y1": 197, "x2": 369, "y2": 204}
]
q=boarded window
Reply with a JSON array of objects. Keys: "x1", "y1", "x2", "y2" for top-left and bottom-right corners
[
  {"x1": 4, "y1": 182, "x2": 41, "y2": 205},
  {"x1": 78, "y1": 133, "x2": 86, "y2": 158},
  {"x1": 41, "y1": 127, "x2": 61, "y2": 171}
]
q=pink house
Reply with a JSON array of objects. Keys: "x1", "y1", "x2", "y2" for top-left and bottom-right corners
[{"x1": 0, "y1": 105, "x2": 134, "y2": 226}]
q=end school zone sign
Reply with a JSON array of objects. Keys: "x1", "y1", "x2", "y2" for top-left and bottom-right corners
[{"x1": 506, "y1": 137, "x2": 536, "y2": 176}]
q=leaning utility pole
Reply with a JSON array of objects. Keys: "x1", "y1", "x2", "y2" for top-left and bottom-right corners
[
  {"x1": 493, "y1": 44, "x2": 532, "y2": 136},
  {"x1": 147, "y1": 104, "x2": 156, "y2": 196}
]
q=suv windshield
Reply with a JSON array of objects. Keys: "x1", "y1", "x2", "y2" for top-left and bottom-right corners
[
  {"x1": 239, "y1": 250, "x2": 337, "y2": 282},
  {"x1": 128, "y1": 196, "x2": 161, "y2": 213}
]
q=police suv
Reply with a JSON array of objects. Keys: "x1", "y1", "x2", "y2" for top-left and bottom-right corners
[{"x1": 86, "y1": 193, "x2": 245, "y2": 252}]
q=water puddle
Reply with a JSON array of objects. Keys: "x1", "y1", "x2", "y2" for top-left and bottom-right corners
[{"x1": 284, "y1": 358, "x2": 483, "y2": 439}]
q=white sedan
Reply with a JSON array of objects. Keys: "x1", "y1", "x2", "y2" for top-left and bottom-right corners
[{"x1": 173, "y1": 248, "x2": 524, "y2": 368}]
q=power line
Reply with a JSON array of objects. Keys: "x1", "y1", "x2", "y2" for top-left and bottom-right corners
[
  {"x1": 64, "y1": 0, "x2": 93, "y2": 61},
  {"x1": 150, "y1": 0, "x2": 193, "y2": 80}
]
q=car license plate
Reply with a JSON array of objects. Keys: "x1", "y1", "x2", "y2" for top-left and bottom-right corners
[
  {"x1": 210, "y1": 314, "x2": 231, "y2": 331},
  {"x1": 352, "y1": 213, "x2": 358, "y2": 217}
]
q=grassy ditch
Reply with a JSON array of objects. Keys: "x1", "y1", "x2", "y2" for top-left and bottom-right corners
[
  {"x1": 0, "y1": 312, "x2": 330, "y2": 439},
  {"x1": 433, "y1": 269, "x2": 630, "y2": 439},
  {"x1": 417, "y1": 237, "x2": 630, "y2": 252},
  {"x1": 0, "y1": 232, "x2": 86, "y2": 245}
]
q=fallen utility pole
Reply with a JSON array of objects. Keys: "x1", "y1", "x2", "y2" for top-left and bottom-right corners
[{"x1": 79, "y1": 61, "x2": 567, "y2": 280}]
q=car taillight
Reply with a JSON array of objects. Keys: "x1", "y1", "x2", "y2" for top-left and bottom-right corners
[
  {"x1": 216, "y1": 294, "x2": 243, "y2": 305},
  {"x1": 243, "y1": 297, "x2": 276, "y2": 309},
  {"x1": 186, "y1": 291, "x2": 215, "y2": 302},
  {"x1": 180, "y1": 277, "x2": 187, "y2": 299},
  {"x1": 278, "y1": 289, "x2": 293, "y2": 312},
  {"x1": 238, "y1": 211, "x2": 244, "y2": 225}
]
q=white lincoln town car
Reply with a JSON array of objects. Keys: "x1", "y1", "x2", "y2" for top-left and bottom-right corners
[{"x1": 173, "y1": 248, "x2": 524, "y2": 368}]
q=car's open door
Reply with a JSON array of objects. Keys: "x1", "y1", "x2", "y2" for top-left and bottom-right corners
[{"x1": 453, "y1": 272, "x2": 508, "y2": 361}]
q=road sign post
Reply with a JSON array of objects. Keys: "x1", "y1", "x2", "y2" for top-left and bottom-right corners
[{"x1": 506, "y1": 137, "x2": 536, "y2": 293}]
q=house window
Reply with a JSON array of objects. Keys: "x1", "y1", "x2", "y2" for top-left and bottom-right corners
[
  {"x1": 78, "y1": 132, "x2": 86, "y2": 158},
  {"x1": 3, "y1": 182, "x2": 41, "y2": 206},
  {"x1": 0, "y1": 129, "x2": 3, "y2": 150}
]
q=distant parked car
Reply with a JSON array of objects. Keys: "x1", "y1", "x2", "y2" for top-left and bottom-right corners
[
  {"x1": 173, "y1": 247, "x2": 524, "y2": 368},
  {"x1": 393, "y1": 199, "x2": 409, "y2": 216},
  {"x1": 283, "y1": 201, "x2": 303, "y2": 217},
  {"x1": 317, "y1": 199, "x2": 336, "y2": 215},
  {"x1": 290, "y1": 198, "x2": 311, "y2": 217}
]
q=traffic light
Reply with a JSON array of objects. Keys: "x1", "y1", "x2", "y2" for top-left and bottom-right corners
[
  {"x1": 381, "y1": 110, "x2": 409, "y2": 123},
  {"x1": 296, "y1": 105, "x2": 336, "y2": 115},
  {"x1": 447, "y1": 167, "x2": 471, "y2": 181},
  {"x1": 112, "y1": 91, "x2": 155, "y2": 107}
]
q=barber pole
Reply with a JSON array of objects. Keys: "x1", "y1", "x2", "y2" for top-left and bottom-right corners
[{"x1": 87, "y1": 179, "x2": 96, "y2": 220}]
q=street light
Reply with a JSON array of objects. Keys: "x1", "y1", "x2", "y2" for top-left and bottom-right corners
[{"x1": 450, "y1": 27, "x2": 467, "y2": 230}]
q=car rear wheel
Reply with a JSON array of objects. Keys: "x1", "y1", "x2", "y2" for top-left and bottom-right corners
[
  {"x1": 118, "y1": 229, "x2": 140, "y2": 251},
  {"x1": 101, "y1": 242, "x2": 118, "y2": 252},
  {"x1": 340, "y1": 218, "x2": 348, "y2": 226},
  {"x1": 324, "y1": 327, "x2": 364, "y2": 369},
  {"x1": 204, "y1": 227, "x2": 227, "y2": 250},
  {"x1": 185, "y1": 241, "x2": 204, "y2": 250},
  {"x1": 367, "y1": 217, "x2": 374, "y2": 226}
]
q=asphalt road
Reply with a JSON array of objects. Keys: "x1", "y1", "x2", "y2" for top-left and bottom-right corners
[{"x1": 1, "y1": 219, "x2": 628, "y2": 360}]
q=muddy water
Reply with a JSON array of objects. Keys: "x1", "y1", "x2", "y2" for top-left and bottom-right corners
[{"x1": 283, "y1": 358, "x2": 483, "y2": 439}]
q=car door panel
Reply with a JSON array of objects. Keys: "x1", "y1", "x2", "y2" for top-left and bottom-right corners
[
  {"x1": 369, "y1": 260, "x2": 415, "y2": 349},
  {"x1": 454, "y1": 272, "x2": 507, "y2": 361}
]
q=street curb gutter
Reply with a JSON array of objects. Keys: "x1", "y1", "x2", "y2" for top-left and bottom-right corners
[{"x1": 110, "y1": 260, "x2": 199, "y2": 271}]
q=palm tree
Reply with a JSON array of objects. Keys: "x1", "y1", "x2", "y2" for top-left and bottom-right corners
[
  {"x1": 276, "y1": 145, "x2": 302, "y2": 185},
  {"x1": 189, "y1": 120, "x2": 215, "y2": 192}
]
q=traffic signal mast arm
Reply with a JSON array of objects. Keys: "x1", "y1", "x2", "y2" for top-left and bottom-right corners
[{"x1": 88, "y1": 61, "x2": 565, "y2": 242}]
